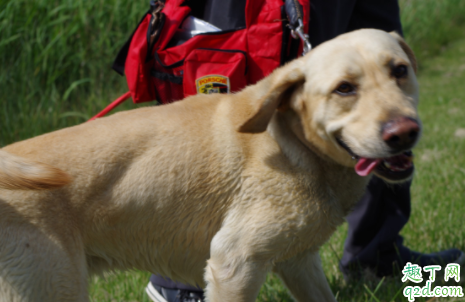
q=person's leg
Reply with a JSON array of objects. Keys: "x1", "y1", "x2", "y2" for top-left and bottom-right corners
[
  {"x1": 346, "y1": 0, "x2": 403, "y2": 35},
  {"x1": 308, "y1": 0, "x2": 357, "y2": 47},
  {"x1": 340, "y1": 175, "x2": 464, "y2": 279},
  {"x1": 340, "y1": 176, "x2": 412, "y2": 277}
]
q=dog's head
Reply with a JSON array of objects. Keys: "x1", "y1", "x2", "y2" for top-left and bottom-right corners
[{"x1": 238, "y1": 29, "x2": 420, "y2": 183}]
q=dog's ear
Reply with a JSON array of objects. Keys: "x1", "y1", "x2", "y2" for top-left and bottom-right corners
[
  {"x1": 237, "y1": 61, "x2": 305, "y2": 133},
  {"x1": 389, "y1": 31, "x2": 417, "y2": 73}
]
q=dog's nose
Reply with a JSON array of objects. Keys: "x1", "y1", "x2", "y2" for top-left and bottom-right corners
[{"x1": 382, "y1": 117, "x2": 420, "y2": 150}]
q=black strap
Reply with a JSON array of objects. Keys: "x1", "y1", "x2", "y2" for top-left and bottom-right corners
[
  {"x1": 150, "y1": 69, "x2": 183, "y2": 85},
  {"x1": 280, "y1": 5, "x2": 291, "y2": 65}
]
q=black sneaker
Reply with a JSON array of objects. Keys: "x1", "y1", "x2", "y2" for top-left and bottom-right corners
[
  {"x1": 146, "y1": 281, "x2": 205, "y2": 302},
  {"x1": 341, "y1": 248, "x2": 465, "y2": 282}
]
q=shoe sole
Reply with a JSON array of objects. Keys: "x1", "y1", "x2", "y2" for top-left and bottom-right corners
[{"x1": 145, "y1": 282, "x2": 168, "y2": 302}]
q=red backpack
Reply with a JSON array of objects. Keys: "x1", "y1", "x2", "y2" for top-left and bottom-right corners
[{"x1": 90, "y1": 0, "x2": 310, "y2": 120}]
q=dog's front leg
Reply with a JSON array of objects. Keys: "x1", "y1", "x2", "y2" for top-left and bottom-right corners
[
  {"x1": 203, "y1": 229, "x2": 271, "y2": 302},
  {"x1": 273, "y1": 251, "x2": 337, "y2": 302}
]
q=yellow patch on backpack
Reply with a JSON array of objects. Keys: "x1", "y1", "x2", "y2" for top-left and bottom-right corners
[{"x1": 196, "y1": 75, "x2": 230, "y2": 94}]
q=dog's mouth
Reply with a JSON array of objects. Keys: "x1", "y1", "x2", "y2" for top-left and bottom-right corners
[{"x1": 336, "y1": 138, "x2": 414, "y2": 181}]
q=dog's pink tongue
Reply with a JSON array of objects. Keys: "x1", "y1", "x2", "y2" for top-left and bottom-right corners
[{"x1": 355, "y1": 158, "x2": 381, "y2": 177}]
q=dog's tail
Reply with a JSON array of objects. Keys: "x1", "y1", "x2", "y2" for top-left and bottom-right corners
[{"x1": 0, "y1": 150, "x2": 72, "y2": 190}]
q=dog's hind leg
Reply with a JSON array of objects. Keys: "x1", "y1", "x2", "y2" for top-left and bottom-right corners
[
  {"x1": 273, "y1": 251, "x2": 336, "y2": 302},
  {"x1": 0, "y1": 222, "x2": 88, "y2": 302}
]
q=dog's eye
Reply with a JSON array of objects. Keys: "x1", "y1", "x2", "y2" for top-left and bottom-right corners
[
  {"x1": 392, "y1": 65, "x2": 408, "y2": 78},
  {"x1": 335, "y1": 82, "x2": 356, "y2": 96}
]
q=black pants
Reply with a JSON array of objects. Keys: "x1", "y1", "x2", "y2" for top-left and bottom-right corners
[{"x1": 151, "y1": 0, "x2": 408, "y2": 289}]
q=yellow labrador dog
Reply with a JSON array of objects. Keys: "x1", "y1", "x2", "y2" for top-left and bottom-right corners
[{"x1": 0, "y1": 29, "x2": 420, "y2": 302}]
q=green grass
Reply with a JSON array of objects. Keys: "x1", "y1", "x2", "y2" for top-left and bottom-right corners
[
  {"x1": 90, "y1": 271, "x2": 152, "y2": 302},
  {"x1": 400, "y1": 0, "x2": 465, "y2": 64},
  {"x1": 0, "y1": 0, "x2": 148, "y2": 144},
  {"x1": 2, "y1": 0, "x2": 465, "y2": 301}
]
